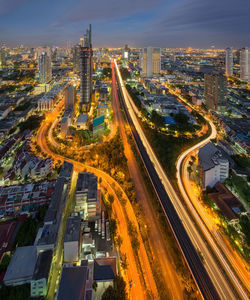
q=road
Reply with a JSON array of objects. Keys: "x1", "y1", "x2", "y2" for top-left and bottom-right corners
[
  {"x1": 111, "y1": 60, "x2": 185, "y2": 299},
  {"x1": 177, "y1": 118, "x2": 250, "y2": 299},
  {"x1": 36, "y1": 96, "x2": 154, "y2": 299},
  {"x1": 114, "y1": 59, "x2": 231, "y2": 300}
]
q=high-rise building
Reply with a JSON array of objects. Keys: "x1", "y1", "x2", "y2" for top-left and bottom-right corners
[
  {"x1": 240, "y1": 47, "x2": 249, "y2": 82},
  {"x1": 73, "y1": 45, "x2": 81, "y2": 74},
  {"x1": 140, "y1": 47, "x2": 161, "y2": 77},
  {"x1": 0, "y1": 47, "x2": 6, "y2": 70},
  {"x1": 38, "y1": 52, "x2": 52, "y2": 84},
  {"x1": 65, "y1": 84, "x2": 76, "y2": 109},
  {"x1": 37, "y1": 46, "x2": 51, "y2": 59},
  {"x1": 225, "y1": 47, "x2": 233, "y2": 77},
  {"x1": 79, "y1": 24, "x2": 93, "y2": 113},
  {"x1": 204, "y1": 72, "x2": 227, "y2": 112},
  {"x1": 123, "y1": 44, "x2": 130, "y2": 60},
  {"x1": 79, "y1": 37, "x2": 84, "y2": 47}
]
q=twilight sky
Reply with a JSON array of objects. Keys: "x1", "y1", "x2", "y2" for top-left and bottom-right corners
[{"x1": 0, "y1": 0, "x2": 249, "y2": 48}]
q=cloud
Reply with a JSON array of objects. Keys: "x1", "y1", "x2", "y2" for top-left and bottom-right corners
[
  {"x1": 160, "y1": 0, "x2": 250, "y2": 34},
  {"x1": 0, "y1": 0, "x2": 28, "y2": 15},
  {"x1": 56, "y1": 0, "x2": 162, "y2": 25}
]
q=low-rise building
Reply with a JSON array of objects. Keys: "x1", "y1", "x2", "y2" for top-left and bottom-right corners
[
  {"x1": 30, "y1": 250, "x2": 53, "y2": 298},
  {"x1": 4, "y1": 246, "x2": 37, "y2": 286},
  {"x1": 209, "y1": 182, "x2": 242, "y2": 224},
  {"x1": 57, "y1": 264, "x2": 92, "y2": 300},
  {"x1": 75, "y1": 172, "x2": 98, "y2": 220},
  {"x1": 93, "y1": 115, "x2": 105, "y2": 137},
  {"x1": 76, "y1": 114, "x2": 88, "y2": 130},
  {"x1": 198, "y1": 142, "x2": 229, "y2": 189},
  {"x1": 64, "y1": 214, "x2": 81, "y2": 263},
  {"x1": 0, "y1": 181, "x2": 55, "y2": 215}
]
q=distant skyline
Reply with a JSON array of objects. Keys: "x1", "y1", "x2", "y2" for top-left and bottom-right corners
[{"x1": 0, "y1": 0, "x2": 249, "y2": 48}]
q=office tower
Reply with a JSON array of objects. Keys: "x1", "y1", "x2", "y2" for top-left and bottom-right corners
[
  {"x1": 0, "y1": 47, "x2": 6, "y2": 70},
  {"x1": 79, "y1": 24, "x2": 93, "y2": 113},
  {"x1": 140, "y1": 47, "x2": 161, "y2": 77},
  {"x1": 51, "y1": 46, "x2": 57, "y2": 62},
  {"x1": 65, "y1": 84, "x2": 76, "y2": 110},
  {"x1": 234, "y1": 49, "x2": 241, "y2": 65},
  {"x1": 204, "y1": 72, "x2": 227, "y2": 112},
  {"x1": 240, "y1": 47, "x2": 249, "y2": 82},
  {"x1": 37, "y1": 46, "x2": 51, "y2": 59},
  {"x1": 79, "y1": 37, "x2": 84, "y2": 47},
  {"x1": 73, "y1": 45, "x2": 81, "y2": 74},
  {"x1": 225, "y1": 47, "x2": 233, "y2": 77},
  {"x1": 38, "y1": 52, "x2": 52, "y2": 84},
  {"x1": 123, "y1": 44, "x2": 130, "y2": 59}
]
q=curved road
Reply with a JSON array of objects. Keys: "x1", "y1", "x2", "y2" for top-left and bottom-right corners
[
  {"x1": 114, "y1": 59, "x2": 235, "y2": 300},
  {"x1": 176, "y1": 117, "x2": 249, "y2": 299},
  {"x1": 36, "y1": 100, "x2": 158, "y2": 299}
]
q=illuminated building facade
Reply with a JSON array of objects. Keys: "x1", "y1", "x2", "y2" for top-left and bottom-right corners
[
  {"x1": 225, "y1": 47, "x2": 233, "y2": 77},
  {"x1": 39, "y1": 52, "x2": 52, "y2": 84},
  {"x1": 141, "y1": 47, "x2": 161, "y2": 77},
  {"x1": 204, "y1": 72, "x2": 227, "y2": 112},
  {"x1": 79, "y1": 24, "x2": 93, "y2": 113},
  {"x1": 240, "y1": 47, "x2": 249, "y2": 82}
]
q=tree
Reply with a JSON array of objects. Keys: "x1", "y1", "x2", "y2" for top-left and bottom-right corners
[
  {"x1": 240, "y1": 216, "x2": 250, "y2": 246},
  {"x1": 101, "y1": 276, "x2": 127, "y2": 300},
  {"x1": 174, "y1": 113, "x2": 189, "y2": 124},
  {"x1": 109, "y1": 219, "x2": 117, "y2": 239},
  {"x1": 150, "y1": 110, "x2": 165, "y2": 127},
  {"x1": 0, "y1": 253, "x2": 11, "y2": 271}
]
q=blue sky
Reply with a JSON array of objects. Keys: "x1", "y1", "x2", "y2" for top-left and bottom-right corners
[{"x1": 0, "y1": 0, "x2": 249, "y2": 48}]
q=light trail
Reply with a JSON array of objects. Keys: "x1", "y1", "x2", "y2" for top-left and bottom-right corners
[{"x1": 113, "y1": 59, "x2": 248, "y2": 300}]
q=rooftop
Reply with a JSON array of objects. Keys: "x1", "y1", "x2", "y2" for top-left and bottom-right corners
[
  {"x1": 57, "y1": 266, "x2": 88, "y2": 300},
  {"x1": 76, "y1": 114, "x2": 88, "y2": 124},
  {"x1": 4, "y1": 246, "x2": 37, "y2": 284},
  {"x1": 64, "y1": 214, "x2": 81, "y2": 243},
  {"x1": 93, "y1": 257, "x2": 116, "y2": 281},
  {"x1": 199, "y1": 142, "x2": 227, "y2": 171},
  {"x1": 32, "y1": 250, "x2": 53, "y2": 281},
  {"x1": 76, "y1": 172, "x2": 97, "y2": 201},
  {"x1": 93, "y1": 115, "x2": 105, "y2": 128}
]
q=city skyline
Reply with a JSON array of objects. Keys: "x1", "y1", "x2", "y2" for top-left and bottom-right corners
[{"x1": 0, "y1": 0, "x2": 250, "y2": 48}]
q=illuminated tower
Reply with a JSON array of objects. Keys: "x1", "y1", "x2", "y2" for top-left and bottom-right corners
[
  {"x1": 39, "y1": 52, "x2": 52, "y2": 84},
  {"x1": 79, "y1": 24, "x2": 93, "y2": 113},
  {"x1": 240, "y1": 47, "x2": 249, "y2": 82},
  {"x1": 141, "y1": 47, "x2": 161, "y2": 77},
  {"x1": 204, "y1": 72, "x2": 227, "y2": 112},
  {"x1": 225, "y1": 47, "x2": 233, "y2": 77}
]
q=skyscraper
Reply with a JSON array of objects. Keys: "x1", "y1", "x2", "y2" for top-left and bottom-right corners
[
  {"x1": 240, "y1": 47, "x2": 249, "y2": 82},
  {"x1": 39, "y1": 52, "x2": 52, "y2": 84},
  {"x1": 225, "y1": 47, "x2": 233, "y2": 77},
  {"x1": 123, "y1": 44, "x2": 130, "y2": 60},
  {"x1": 140, "y1": 47, "x2": 161, "y2": 77},
  {"x1": 204, "y1": 72, "x2": 227, "y2": 112},
  {"x1": 65, "y1": 85, "x2": 76, "y2": 110},
  {"x1": 79, "y1": 24, "x2": 93, "y2": 113},
  {"x1": 0, "y1": 47, "x2": 6, "y2": 70},
  {"x1": 73, "y1": 45, "x2": 81, "y2": 74}
]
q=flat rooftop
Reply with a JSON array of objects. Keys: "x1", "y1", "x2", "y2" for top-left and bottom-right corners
[
  {"x1": 57, "y1": 266, "x2": 88, "y2": 300},
  {"x1": 32, "y1": 250, "x2": 53, "y2": 281},
  {"x1": 76, "y1": 173, "x2": 97, "y2": 200},
  {"x1": 64, "y1": 214, "x2": 81, "y2": 243},
  {"x1": 4, "y1": 246, "x2": 37, "y2": 285}
]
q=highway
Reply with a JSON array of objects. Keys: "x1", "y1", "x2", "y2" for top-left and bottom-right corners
[
  {"x1": 113, "y1": 59, "x2": 234, "y2": 300},
  {"x1": 111, "y1": 61, "x2": 185, "y2": 299},
  {"x1": 177, "y1": 118, "x2": 250, "y2": 299}
]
